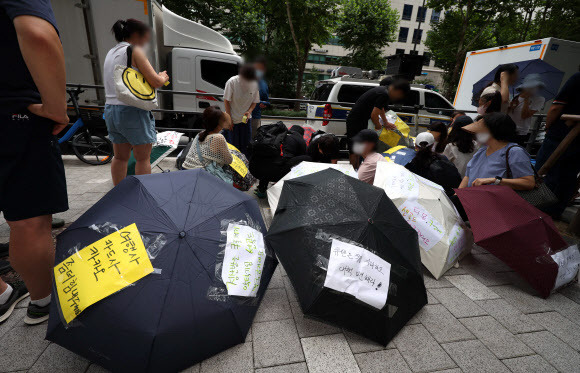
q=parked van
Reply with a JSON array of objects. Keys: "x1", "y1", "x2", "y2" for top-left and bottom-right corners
[{"x1": 306, "y1": 77, "x2": 455, "y2": 135}]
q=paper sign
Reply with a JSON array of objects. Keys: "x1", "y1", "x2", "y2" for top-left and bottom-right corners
[
  {"x1": 447, "y1": 223, "x2": 467, "y2": 264},
  {"x1": 288, "y1": 162, "x2": 358, "y2": 180},
  {"x1": 221, "y1": 224, "x2": 266, "y2": 297},
  {"x1": 227, "y1": 143, "x2": 240, "y2": 152},
  {"x1": 415, "y1": 174, "x2": 445, "y2": 191},
  {"x1": 324, "y1": 239, "x2": 391, "y2": 309},
  {"x1": 399, "y1": 200, "x2": 446, "y2": 252},
  {"x1": 54, "y1": 224, "x2": 153, "y2": 323},
  {"x1": 156, "y1": 131, "x2": 183, "y2": 148},
  {"x1": 551, "y1": 245, "x2": 580, "y2": 290},
  {"x1": 226, "y1": 143, "x2": 248, "y2": 177},
  {"x1": 376, "y1": 163, "x2": 419, "y2": 200}
]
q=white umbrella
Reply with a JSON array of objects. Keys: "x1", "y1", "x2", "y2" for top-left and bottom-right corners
[
  {"x1": 373, "y1": 161, "x2": 473, "y2": 279},
  {"x1": 267, "y1": 162, "x2": 358, "y2": 212}
]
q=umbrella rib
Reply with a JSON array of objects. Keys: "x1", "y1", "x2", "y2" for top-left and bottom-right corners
[{"x1": 184, "y1": 200, "x2": 248, "y2": 233}]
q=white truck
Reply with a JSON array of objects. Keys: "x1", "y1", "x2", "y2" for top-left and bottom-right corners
[
  {"x1": 453, "y1": 38, "x2": 580, "y2": 113},
  {"x1": 52, "y1": 0, "x2": 242, "y2": 124}
]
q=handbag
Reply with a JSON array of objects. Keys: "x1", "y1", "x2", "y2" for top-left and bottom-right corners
[
  {"x1": 195, "y1": 138, "x2": 233, "y2": 184},
  {"x1": 506, "y1": 145, "x2": 558, "y2": 210},
  {"x1": 113, "y1": 45, "x2": 159, "y2": 111}
]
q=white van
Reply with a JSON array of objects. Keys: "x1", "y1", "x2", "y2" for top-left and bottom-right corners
[{"x1": 306, "y1": 77, "x2": 455, "y2": 135}]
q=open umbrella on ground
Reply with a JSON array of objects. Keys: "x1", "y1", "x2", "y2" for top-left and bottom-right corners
[
  {"x1": 471, "y1": 59, "x2": 564, "y2": 106},
  {"x1": 382, "y1": 145, "x2": 416, "y2": 166},
  {"x1": 374, "y1": 162, "x2": 473, "y2": 279},
  {"x1": 455, "y1": 185, "x2": 579, "y2": 298},
  {"x1": 267, "y1": 161, "x2": 358, "y2": 212},
  {"x1": 47, "y1": 170, "x2": 276, "y2": 372},
  {"x1": 266, "y1": 169, "x2": 427, "y2": 345}
]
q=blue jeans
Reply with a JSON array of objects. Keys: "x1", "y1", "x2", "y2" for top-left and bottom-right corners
[
  {"x1": 223, "y1": 121, "x2": 252, "y2": 157},
  {"x1": 535, "y1": 136, "x2": 580, "y2": 217}
]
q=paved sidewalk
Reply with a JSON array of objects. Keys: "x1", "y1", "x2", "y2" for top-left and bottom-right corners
[{"x1": 1, "y1": 156, "x2": 579, "y2": 373}]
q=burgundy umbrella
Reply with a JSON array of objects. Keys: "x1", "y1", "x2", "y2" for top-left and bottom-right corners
[{"x1": 455, "y1": 185, "x2": 570, "y2": 298}]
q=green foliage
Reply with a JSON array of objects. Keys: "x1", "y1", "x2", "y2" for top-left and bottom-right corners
[{"x1": 336, "y1": 0, "x2": 399, "y2": 70}]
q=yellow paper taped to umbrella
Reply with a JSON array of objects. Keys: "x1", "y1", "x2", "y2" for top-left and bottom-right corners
[
  {"x1": 227, "y1": 143, "x2": 248, "y2": 177},
  {"x1": 379, "y1": 111, "x2": 411, "y2": 148},
  {"x1": 54, "y1": 223, "x2": 153, "y2": 323}
]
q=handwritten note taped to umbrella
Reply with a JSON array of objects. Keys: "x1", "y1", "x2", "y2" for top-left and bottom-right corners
[
  {"x1": 551, "y1": 245, "x2": 580, "y2": 290},
  {"x1": 324, "y1": 239, "x2": 391, "y2": 310},
  {"x1": 222, "y1": 223, "x2": 266, "y2": 297},
  {"x1": 447, "y1": 223, "x2": 467, "y2": 264},
  {"x1": 227, "y1": 143, "x2": 248, "y2": 177},
  {"x1": 288, "y1": 162, "x2": 358, "y2": 180},
  {"x1": 54, "y1": 224, "x2": 153, "y2": 324},
  {"x1": 376, "y1": 163, "x2": 419, "y2": 200},
  {"x1": 399, "y1": 200, "x2": 445, "y2": 252}
]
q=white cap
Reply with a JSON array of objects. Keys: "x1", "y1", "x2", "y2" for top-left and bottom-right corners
[{"x1": 415, "y1": 132, "x2": 435, "y2": 147}]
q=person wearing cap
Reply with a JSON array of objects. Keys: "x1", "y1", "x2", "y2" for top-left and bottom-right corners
[
  {"x1": 508, "y1": 74, "x2": 546, "y2": 146},
  {"x1": 443, "y1": 116, "x2": 479, "y2": 177},
  {"x1": 352, "y1": 129, "x2": 387, "y2": 184},
  {"x1": 458, "y1": 112, "x2": 535, "y2": 191},
  {"x1": 405, "y1": 132, "x2": 462, "y2": 197}
]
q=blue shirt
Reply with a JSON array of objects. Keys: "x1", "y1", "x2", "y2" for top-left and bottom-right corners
[
  {"x1": 0, "y1": 0, "x2": 59, "y2": 110},
  {"x1": 251, "y1": 79, "x2": 270, "y2": 119},
  {"x1": 465, "y1": 143, "x2": 534, "y2": 187}
]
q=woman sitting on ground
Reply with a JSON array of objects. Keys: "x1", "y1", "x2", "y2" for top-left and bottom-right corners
[
  {"x1": 427, "y1": 121, "x2": 448, "y2": 154},
  {"x1": 182, "y1": 106, "x2": 233, "y2": 170},
  {"x1": 405, "y1": 132, "x2": 462, "y2": 197},
  {"x1": 443, "y1": 116, "x2": 479, "y2": 177},
  {"x1": 459, "y1": 112, "x2": 535, "y2": 190},
  {"x1": 353, "y1": 129, "x2": 387, "y2": 184}
]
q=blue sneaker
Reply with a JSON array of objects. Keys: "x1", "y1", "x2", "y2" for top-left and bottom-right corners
[{"x1": 254, "y1": 189, "x2": 267, "y2": 199}]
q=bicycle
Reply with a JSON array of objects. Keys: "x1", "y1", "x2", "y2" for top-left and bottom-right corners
[{"x1": 59, "y1": 87, "x2": 113, "y2": 165}]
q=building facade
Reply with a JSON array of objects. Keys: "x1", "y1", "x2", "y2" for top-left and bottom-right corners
[{"x1": 305, "y1": 0, "x2": 444, "y2": 86}]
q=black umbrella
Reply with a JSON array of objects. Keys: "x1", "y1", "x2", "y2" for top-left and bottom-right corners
[
  {"x1": 46, "y1": 170, "x2": 276, "y2": 372},
  {"x1": 266, "y1": 169, "x2": 427, "y2": 345}
]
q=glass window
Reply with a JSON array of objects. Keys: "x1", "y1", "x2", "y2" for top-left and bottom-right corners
[
  {"x1": 412, "y1": 29, "x2": 423, "y2": 43},
  {"x1": 200, "y1": 60, "x2": 239, "y2": 89},
  {"x1": 425, "y1": 92, "x2": 454, "y2": 114},
  {"x1": 423, "y1": 52, "x2": 431, "y2": 66},
  {"x1": 399, "y1": 89, "x2": 420, "y2": 114},
  {"x1": 402, "y1": 5, "x2": 413, "y2": 21},
  {"x1": 416, "y1": 6, "x2": 427, "y2": 22},
  {"x1": 311, "y1": 83, "x2": 334, "y2": 101},
  {"x1": 396, "y1": 49, "x2": 405, "y2": 55},
  {"x1": 398, "y1": 27, "x2": 409, "y2": 43},
  {"x1": 409, "y1": 50, "x2": 419, "y2": 55},
  {"x1": 328, "y1": 36, "x2": 342, "y2": 46},
  {"x1": 337, "y1": 85, "x2": 375, "y2": 103},
  {"x1": 430, "y1": 10, "x2": 441, "y2": 23}
]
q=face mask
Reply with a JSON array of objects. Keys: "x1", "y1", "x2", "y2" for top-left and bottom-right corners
[
  {"x1": 476, "y1": 132, "x2": 491, "y2": 144},
  {"x1": 352, "y1": 142, "x2": 366, "y2": 155},
  {"x1": 256, "y1": 70, "x2": 264, "y2": 79},
  {"x1": 477, "y1": 105, "x2": 487, "y2": 115}
]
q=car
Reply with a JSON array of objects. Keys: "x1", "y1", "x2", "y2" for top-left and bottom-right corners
[{"x1": 306, "y1": 77, "x2": 455, "y2": 135}]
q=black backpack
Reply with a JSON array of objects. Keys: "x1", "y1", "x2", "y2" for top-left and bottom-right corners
[{"x1": 248, "y1": 121, "x2": 288, "y2": 158}]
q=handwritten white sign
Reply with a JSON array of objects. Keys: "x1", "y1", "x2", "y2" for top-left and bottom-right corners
[
  {"x1": 156, "y1": 131, "x2": 183, "y2": 148},
  {"x1": 447, "y1": 223, "x2": 467, "y2": 264},
  {"x1": 551, "y1": 245, "x2": 580, "y2": 290},
  {"x1": 222, "y1": 224, "x2": 266, "y2": 297},
  {"x1": 399, "y1": 200, "x2": 446, "y2": 252},
  {"x1": 375, "y1": 163, "x2": 419, "y2": 200},
  {"x1": 415, "y1": 174, "x2": 445, "y2": 191},
  {"x1": 324, "y1": 239, "x2": 391, "y2": 309},
  {"x1": 288, "y1": 162, "x2": 358, "y2": 180}
]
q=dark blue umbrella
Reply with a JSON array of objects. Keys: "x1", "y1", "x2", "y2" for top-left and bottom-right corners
[
  {"x1": 382, "y1": 146, "x2": 416, "y2": 166},
  {"x1": 471, "y1": 59, "x2": 564, "y2": 106},
  {"x1": 46, "y1": 170, "x2": 276, "y2": 372}
]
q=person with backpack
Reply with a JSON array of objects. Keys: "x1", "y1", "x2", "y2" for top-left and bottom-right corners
[
  {"x1": 103, "y1": 19, "x2": 169, "y2": 186},
  {"x1": 250, "y1": 124, "x2": 310, "y2": 198}
]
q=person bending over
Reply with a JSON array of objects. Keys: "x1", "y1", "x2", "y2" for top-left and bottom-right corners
[{"x1": 307, "y1": 131, "x2": 341, "y2": 164}]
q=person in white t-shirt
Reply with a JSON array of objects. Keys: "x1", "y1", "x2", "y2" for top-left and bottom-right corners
[
  {"x1": 223, "y1": 64, "x2": 260, "y2": 156},
  {"x1": 508, "y1": 74, "x2": 545, "y2": 146}
]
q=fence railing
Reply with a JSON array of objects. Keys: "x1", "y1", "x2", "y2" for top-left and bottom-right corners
[{"x1": 66, "y1": 83, "x2": 546, "y2": 153}]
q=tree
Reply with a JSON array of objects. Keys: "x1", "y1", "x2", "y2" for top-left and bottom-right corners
[
  {"x1": 284, "y1": 0, "x2": 339, "y2": 106},
  {"x1": 336, "y1": 0, "x2": 399, "y2": 70}
]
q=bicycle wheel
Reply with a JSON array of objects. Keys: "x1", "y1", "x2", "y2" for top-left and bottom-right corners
[{"x1": 72, "y1": 133, "x2": 113, "y2": 165}]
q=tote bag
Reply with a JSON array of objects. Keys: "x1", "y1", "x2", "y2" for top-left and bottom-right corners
[{"x1": 113, "y1": 46, "x2": 159, "y2": 111}]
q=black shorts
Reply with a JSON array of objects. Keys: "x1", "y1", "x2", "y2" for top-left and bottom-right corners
[{"x1": 0, "y1": 110, "x2": 68, "y2": 221}]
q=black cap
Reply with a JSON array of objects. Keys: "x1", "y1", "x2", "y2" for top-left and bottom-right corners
[{"x1": 352, "y1": 129, "x2": 379, "y2": 144}]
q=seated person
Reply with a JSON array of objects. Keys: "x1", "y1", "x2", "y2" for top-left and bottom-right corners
[
  {"x1": 459, "y1": 112, "x2": 535, "y2": 190},
  {"x1": 252, "y1": 125, "x2": 310, "y2": 198},
  {"x1": 427, "y1": 121, "x2": 448, "y2": 154},
  {"x1": 182, "y1": 106, "x2": 233, "y2": 170},
  {"x1": 406, "y1": 132, "x2": 462, "y2": 197},
  {"x1": 443, "y1": 116, "x2": 479, "y2": 177},
  {"x1": 353, "y1": 129, "x2": 387, "y2": 184},
  {"x1": 307, "y1": 131, "x2": 340, "y2": 164}
]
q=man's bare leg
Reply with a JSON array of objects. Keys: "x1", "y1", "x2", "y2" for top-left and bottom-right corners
[{"x1": 111, "y1": 143, "x2": 132, "y2": 186}]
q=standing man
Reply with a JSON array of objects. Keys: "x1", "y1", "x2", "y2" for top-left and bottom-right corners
[
  {"x1": 251, "y1": 56, "x2": 270, "y2": 138},
  {"x1": 345, "y1": 78, "x2": 409, "y2": 168},
  {"x1": 223, "y1": 63, "x2": 260, "y2": 156},
  {"x1": 535, "y1": 72, "x2": 580, "y2": 218},
  {"x1": 0, "y1": 0, "x2": 69, "y2": 324}
]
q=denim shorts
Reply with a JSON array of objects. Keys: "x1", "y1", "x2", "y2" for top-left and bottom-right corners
[{"x1": 104, "y1": 104, "x2": 156, "y2": 145}]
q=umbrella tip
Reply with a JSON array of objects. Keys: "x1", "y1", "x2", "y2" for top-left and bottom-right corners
[{"x1": 179, "y1": 231, "x2": 186, "y2": 238}]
